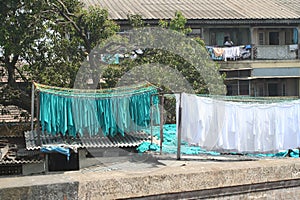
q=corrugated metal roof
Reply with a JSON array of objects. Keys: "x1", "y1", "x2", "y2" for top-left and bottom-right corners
[
  {"x1": 0, "y1": 105, "x2": 30, "y2": 123},
  {"x1": 82, "y1": 0, "x2": 300, "y2": 21},
  {"x1": 25, "y1": 130, "x2": 150, "y2": 150},
  {"x1": 0, "y1": 159, "x2": 43, "y2": 165},
  {"x1": 0, "y1": 139, "x2": 42, "y2": 165}
]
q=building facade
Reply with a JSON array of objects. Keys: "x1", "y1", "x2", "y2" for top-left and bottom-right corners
[{"x1": 83, "y1": 0, "x2": 300, "y2": 97}]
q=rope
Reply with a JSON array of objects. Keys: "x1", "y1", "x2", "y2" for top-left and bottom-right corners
[
  {"x1": 162, "y1": 93, "x2": 298, "y2": 104},
  {"x1": 34, "y1": 82, "x2": 159, "y2": 98}
]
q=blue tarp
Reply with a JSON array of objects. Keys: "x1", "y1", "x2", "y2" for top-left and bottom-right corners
[
  {"x1": 41, "y1": 146, "x2": 71, "y2": 160},
  {"x1": 138, "y1": 124, "x2": 299, "y2": 158}
]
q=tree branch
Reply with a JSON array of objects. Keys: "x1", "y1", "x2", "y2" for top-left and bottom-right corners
[
  {"x1": 52, "y1": 0, "x2": 91, "y2": 52},
  {"x1": 15, "y1": 66, "x2": 28, "y2": 83}
]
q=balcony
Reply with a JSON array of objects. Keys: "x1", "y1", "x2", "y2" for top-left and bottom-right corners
[
  {"x1": 254, "y1": 45, "x2": 298, "y2": 60},
  {"x1": 206, "y1": 45, "x2": 299, "y2": 61}
]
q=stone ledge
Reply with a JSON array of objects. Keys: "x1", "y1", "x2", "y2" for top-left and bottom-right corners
[{"x1": 0, "y1": 158, "x2": 300, "y2": 199}]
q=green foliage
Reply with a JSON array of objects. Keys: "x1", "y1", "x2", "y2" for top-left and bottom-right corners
[
  {"x1": 81, "y1": 6, "x2": 120, "y2": 51},
  {"x1": 107, "y1": 11, "x2": 220, "y2": 95},
  {"x1": 102, "y1": 11, "x2": 224, "y2": 123},
  {"x1": 127, "y1": 14, "x2": 144, "y2": 28},
  {"x1": 0, "y1": 0, "x2": 120, "y2": 111},
  {"x1": 159, "y1": 11, "x2": 192, "y2": 35}
]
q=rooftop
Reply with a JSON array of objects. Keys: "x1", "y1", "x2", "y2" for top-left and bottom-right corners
[
  {"x1": 24, "y1": 130, "x2": 150, "y2": 150},
  {"x1": 82, "y1": 0, "x2": 300, "y2": 21}
]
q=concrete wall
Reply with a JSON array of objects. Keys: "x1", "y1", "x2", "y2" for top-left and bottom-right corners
[
  {"x1": 0, "y1": 182, "x2": 79, "y2": 200},
  {"x1": 255, "y1": 45, "x2": 297, "y2": 60},
  {"x1": 1, "y1": 158, "x2": 300, "y2": 199}
]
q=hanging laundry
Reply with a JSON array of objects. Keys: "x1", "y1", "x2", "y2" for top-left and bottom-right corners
[
  {"x1": 36, "y1": 82, "x2": 160, "y2": 137},
  {"x1": 213, "y1": 48, "x2": 225, "y2": 57},
  {"x1": 178, "y1": 93, "x2": 300, "y2": 153},
  {"x1": 223, "y1": 46, "x2": 240, "y2": 61}
]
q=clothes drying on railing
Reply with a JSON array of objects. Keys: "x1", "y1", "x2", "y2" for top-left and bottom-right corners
[
  {"x1": 35, "y1": 82, "x2": 160, "y2": 137},
  {"x1": 206, "y1": 45, "x2": 251, "y2": 61},
  {"x1": 223, "y1": 46, "x2": 240, "y2": 61},
  {"x1": 177, "y1": 93, "x2": 300, "y2": 152}
]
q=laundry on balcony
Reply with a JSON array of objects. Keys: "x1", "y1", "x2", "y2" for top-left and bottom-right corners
[{"x1": 206, "y1": 45, "x2": 251, "y2": 61}]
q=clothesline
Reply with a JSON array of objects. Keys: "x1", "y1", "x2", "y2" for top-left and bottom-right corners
[
  {"x1": 196, "y1": 94, "x2": 299, "y2": 104},
  {"x1": 34, "y1": 82, "x2": 158, "y2": 97}
]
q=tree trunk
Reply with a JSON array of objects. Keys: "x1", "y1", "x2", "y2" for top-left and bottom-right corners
[
  {"x1": 5, "y1": 55, "x2": 18, "y2": 87},
  {"x1": 7, "y1": 63, "x2": 16, "y2": 86}
]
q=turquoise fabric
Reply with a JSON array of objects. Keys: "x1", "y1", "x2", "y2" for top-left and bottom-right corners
[
  {"x1": 139, "y1": 124, "x2": 298, "y2": 157},
  {"x1": 39, "y1": 89, "x2": 160, "y2": 137}
]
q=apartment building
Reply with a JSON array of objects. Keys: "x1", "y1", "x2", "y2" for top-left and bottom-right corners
[{"x1": 83, "y1": 0, "x2": 300, "y2": 96}]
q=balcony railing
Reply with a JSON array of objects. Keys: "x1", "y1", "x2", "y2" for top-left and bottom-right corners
[{"x1": 254, "y1": 45, "x2": 298, "y2": 60}]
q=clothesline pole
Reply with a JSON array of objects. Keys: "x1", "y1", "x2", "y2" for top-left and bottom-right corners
[
  {"x1": 30, "y1": 82, "x2": 35, "y2": 133},
  {"x1": 36, "y1": 91, "x2": 41, "y2": 146},
  {"x1": 150, "y1": 95, "x2": 153, "y2": 144},
  {"x1": 159, "y1": 94, "x2": 164, "y2": 155},
  {"x1": 177, "y1": 93, "x2": 182, "y2": 160}
]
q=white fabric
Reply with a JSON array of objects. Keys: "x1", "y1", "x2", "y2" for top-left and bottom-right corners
[
  {"x1": 178, "y1": 93, "x2": 300, "y2": 152},
  {"x1": 223, "y1": 47, "x2": 240, "y2": 61}
]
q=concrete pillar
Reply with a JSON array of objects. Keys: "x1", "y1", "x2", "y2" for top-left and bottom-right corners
[
  {"x1": 200, "y1": 27, "x2": 204, "y2": 40},
  {"x1": 250, "y1": 27, "x2": 255, "y2": 60},
  {"x1": 249, "y1": 80, "x2": 252, "y2": 96}
]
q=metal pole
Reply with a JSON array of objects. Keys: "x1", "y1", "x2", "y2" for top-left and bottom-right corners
[
  {"x1": 177, "y1": 93, "x2": 182, "y2": 160},
  {"x1": 30, "y1": 83, "x2": 35, "y2": 133},
  {"x1": 159, "y1": 94, "x2": 164, "y2": 155},
  {"x1": 36, "y1": 91, "x2": 41, "y2": 146},
  {"x1": 150, "y1": 94, "x2": 153, "y2": 144}
]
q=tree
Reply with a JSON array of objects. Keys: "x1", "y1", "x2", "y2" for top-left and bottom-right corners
[
  {"x1": 0, "y1": 0, "x2": 47, "y2": 111},
  {"x1": 0, "y1": 0, "x2": 120, "y2": 113},
  {"x1": 28, "y1": 0, "x2": 119, "y2": 87},
  {"x1": 100, "y1": 12, "x2": 224, "y2": 123},
  {"x1": 103, "y1": 11, "x2": 222, "y2": 95}
]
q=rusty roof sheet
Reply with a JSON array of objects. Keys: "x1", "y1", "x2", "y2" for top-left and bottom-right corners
[
  {"x1": 24, "y1": 131, "x2": 150, "y2": 150},
  {"x1": 82, "y1": 0, "x2": 300, "y2": 21}
]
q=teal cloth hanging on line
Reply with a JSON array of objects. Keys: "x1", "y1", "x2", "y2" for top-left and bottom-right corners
[{"x1": 38, "y1": 85, "x2": 160, "y2": 137}]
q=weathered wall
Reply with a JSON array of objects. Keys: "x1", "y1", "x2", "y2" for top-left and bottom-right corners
[{"x1": 1, "y1": 158, "x2": 300, "y2": 200}]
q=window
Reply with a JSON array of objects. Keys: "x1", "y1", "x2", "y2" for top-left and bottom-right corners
[
  {"x1": 282, "y1": 83, "x2": 286, "y2": 96},
  {"x1": 257, "y1": 84, "x2": 264, "y2": 96},
  {"x1": 239, "y1": 80, "x2": 249, "y2": 95},
  {"x1": 190, "y1": 29, "x2": 201, "y2": 37},
  {"x1": 210, "y1": 32, "x2": 216, "y2": 45},
  {"x1": 269, "y1": 32, "x2": 279, "y2": 45},
  {"x1": 285, "y1": 31, "x2": 292, "y2": 44},
  {"x1": 268, "y1": 83, "x2": 278, "y2": 96},
  {"x1": 259, "y1": 87, "x2": 264, "y2": 96},
  {"x1": 258, "y1": 32, "x2": 264, "y2": 45}
]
